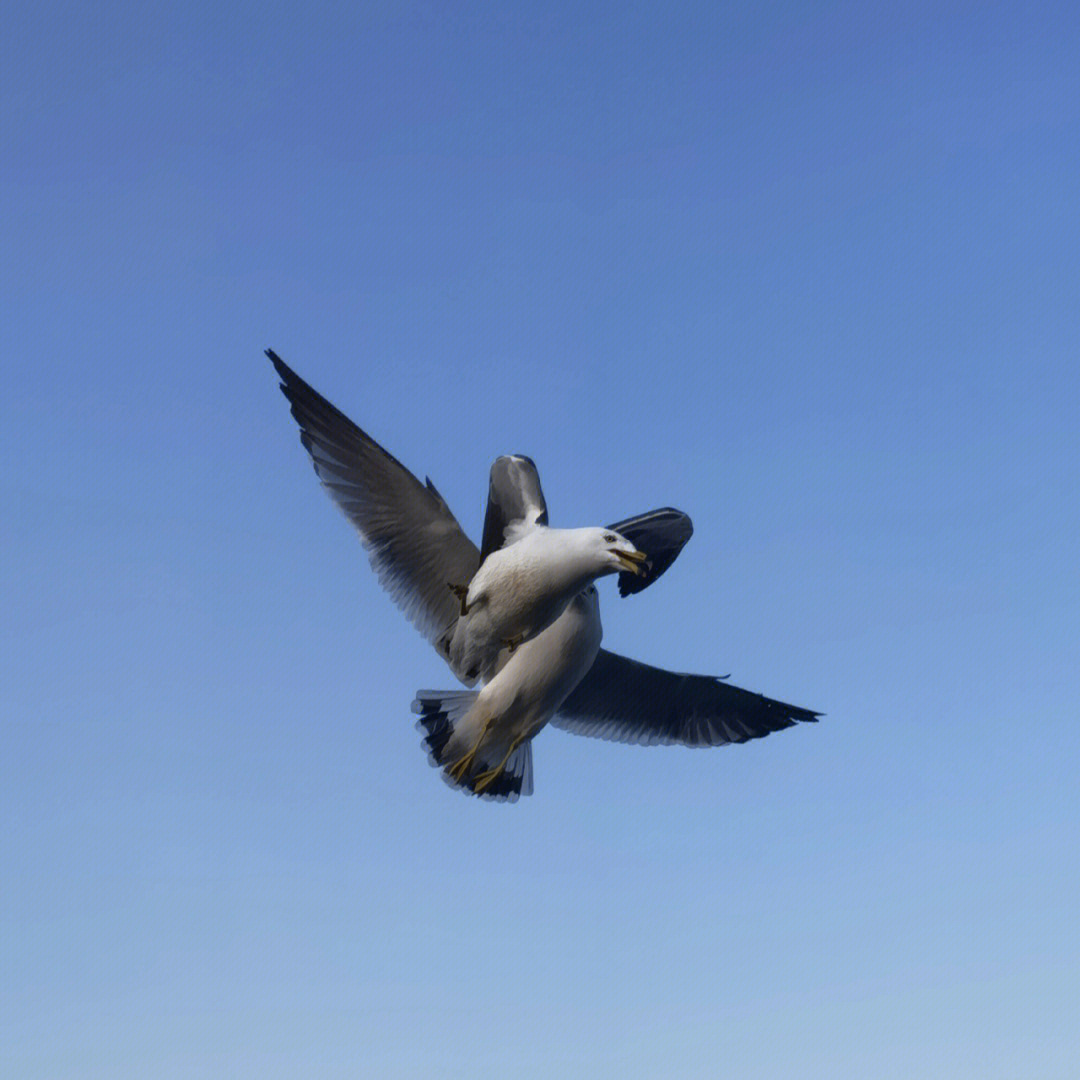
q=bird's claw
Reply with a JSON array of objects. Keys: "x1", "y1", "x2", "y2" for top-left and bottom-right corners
[
  {"x1": 447, "y1": 750, "x2": 477, "y2": 783},
  {"x1": 472, "y1": 766, "x2": 502, "y2": 794}
]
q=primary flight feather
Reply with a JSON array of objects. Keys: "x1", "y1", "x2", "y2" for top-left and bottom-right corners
[{"x1": 268, "y1": 350, "x2": 819, "y2": 801}]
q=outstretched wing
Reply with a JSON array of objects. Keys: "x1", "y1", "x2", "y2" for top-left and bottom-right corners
[
  {"x1": 268, "y1": 350, "x2": 480, "y2": 657},
  {"x1": 478, "y1": 455, "x2": 549, "y2": 563},
  {"x1": 606, "y1": 508, "x2": 693, "y2": 597},
  {"x1": 552, "y1": 648, "x2": 819, "y2": 747}
]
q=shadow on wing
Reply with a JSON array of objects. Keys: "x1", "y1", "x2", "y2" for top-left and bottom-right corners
[{"x1": 553, "y1": 648, "x2": 820, "y2": 747}]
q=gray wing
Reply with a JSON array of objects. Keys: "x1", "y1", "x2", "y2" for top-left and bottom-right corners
[
  {"x1": 552, "y1": 649, "x2": 819, "y2": 747},
  {"x1": 478, "y1": 457, "x2": 691, "y2": 599},
  {"x1": 478, "y1": 455, "x2": 549, "y2": 563},
  {"x1": 268, "y1": 350, "x2": 480, "y2": 658},
  {"x1": 606, "y1": 508, "x2": 694, "y2": 597}
]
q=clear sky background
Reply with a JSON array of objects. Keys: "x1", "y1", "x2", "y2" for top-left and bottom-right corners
[{"x1": 3, "y1": 2, "x2": 1078, "y2": 1077}]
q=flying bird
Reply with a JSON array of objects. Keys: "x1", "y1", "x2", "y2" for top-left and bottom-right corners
[
  {"x1": 447, "y1": 522, "x2": 646, "y2": 685},
  {"x1": 268, "y1": 350, "x2": 819, "y2": 801},
  {"x1": 415, "y1": 585, "x2": 604, "y2": 799}
]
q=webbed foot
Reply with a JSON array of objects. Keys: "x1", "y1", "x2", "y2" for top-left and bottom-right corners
[
  {"x1": 446, "y1": 717, "x2": 495, "y2": 784},
  {"x1": 447, "y1": 748, "x2": 478, "y2": 783},
  {"x1": 472, "y1": 765, "x2": 503, "y2": 794},
  {"x1": 473, "y1": 735, "x2": 526, "y2": 795}
]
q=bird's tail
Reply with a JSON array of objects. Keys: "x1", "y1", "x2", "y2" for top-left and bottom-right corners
[{"x1": 412, "y1": 690, "x2": 533, "y2": 802}]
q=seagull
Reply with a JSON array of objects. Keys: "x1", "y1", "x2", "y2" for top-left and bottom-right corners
[
  {"x1": 416, "y1": 585, "x2": 604, "y2": 798},
  {"x1": 447, "y1": 522, "x2": 646, "y2": 685},
  {"x1": 268, "y1": 350, "x2": 820, "y2": 801}
]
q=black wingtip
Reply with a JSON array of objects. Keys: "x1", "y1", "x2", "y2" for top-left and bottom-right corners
[
  {"x1": 266, "y1": 348, "x2": 289, "y2": 379},
  {"x1": 612, "y1": 508, "x2": 695, "y2": 597}
]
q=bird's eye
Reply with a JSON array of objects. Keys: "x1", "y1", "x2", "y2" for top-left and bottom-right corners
[{"x1": 603, "y1": 533, "x2": 617, "y2": 543}]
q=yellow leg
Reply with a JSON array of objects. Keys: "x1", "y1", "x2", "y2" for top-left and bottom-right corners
[
  {"x1": 472, "y1": 734, "x2": 526, "y2": 795},
  {"x1": 447, "y1": 747, "x2": 478, "y2": 783},
  {"x1": 446, "y1": 716, "x2": 495, "y2": 783}
]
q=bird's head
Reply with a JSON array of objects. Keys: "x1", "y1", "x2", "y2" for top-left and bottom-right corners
[{"x1": 576, "y1": 527, "x2": 648, "y2": 578}]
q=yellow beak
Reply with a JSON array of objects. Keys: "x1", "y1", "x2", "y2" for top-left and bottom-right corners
[{"x1": 611, "y1": 548, "x2": 648, "y2": 577}]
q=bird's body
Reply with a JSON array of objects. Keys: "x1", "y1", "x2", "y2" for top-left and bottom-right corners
[
  {"x1": 447, "y1": 525, "x2": 643, "y2": 684},
  {"x1": 267, "y1": 349, "x2": 820, "y2": 802},
  {"x1": 417, "y1": 585, "x2": 604, "y2": 797}
]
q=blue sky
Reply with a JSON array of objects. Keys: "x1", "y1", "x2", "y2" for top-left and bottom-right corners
[{"x1": 3, "y1": 2, "x2": 1078, "y2": 1077}]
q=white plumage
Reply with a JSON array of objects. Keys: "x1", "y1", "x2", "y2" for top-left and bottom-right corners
[
  {"x1": 417, "y1": 585, "x2": 604, "y2": 798},
  {"x1": 268, "y1": 350, "x2": 820, "y2": 803},
  {"x1": 447, "y1": 525, "x2": 644, "y2": 685}
]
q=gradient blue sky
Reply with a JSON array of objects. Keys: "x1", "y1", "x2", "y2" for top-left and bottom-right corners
[{"x1": 4, "y1": 2, "x2": 1079, "y2": 1077}]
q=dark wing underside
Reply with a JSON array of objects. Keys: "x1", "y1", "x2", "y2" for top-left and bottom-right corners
[
  {"x1": 268, "y1": 350, "x2": 480, "y2": 655},
  {"x1": 606, "y1": 508, "x2": 694, "y2": 596},
  {"x1": 478, "y1": 459, "x2": 694, "y2": 600},
  {"x1": 553, "y1": 648, "x2": 820, "y2": 747}
]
